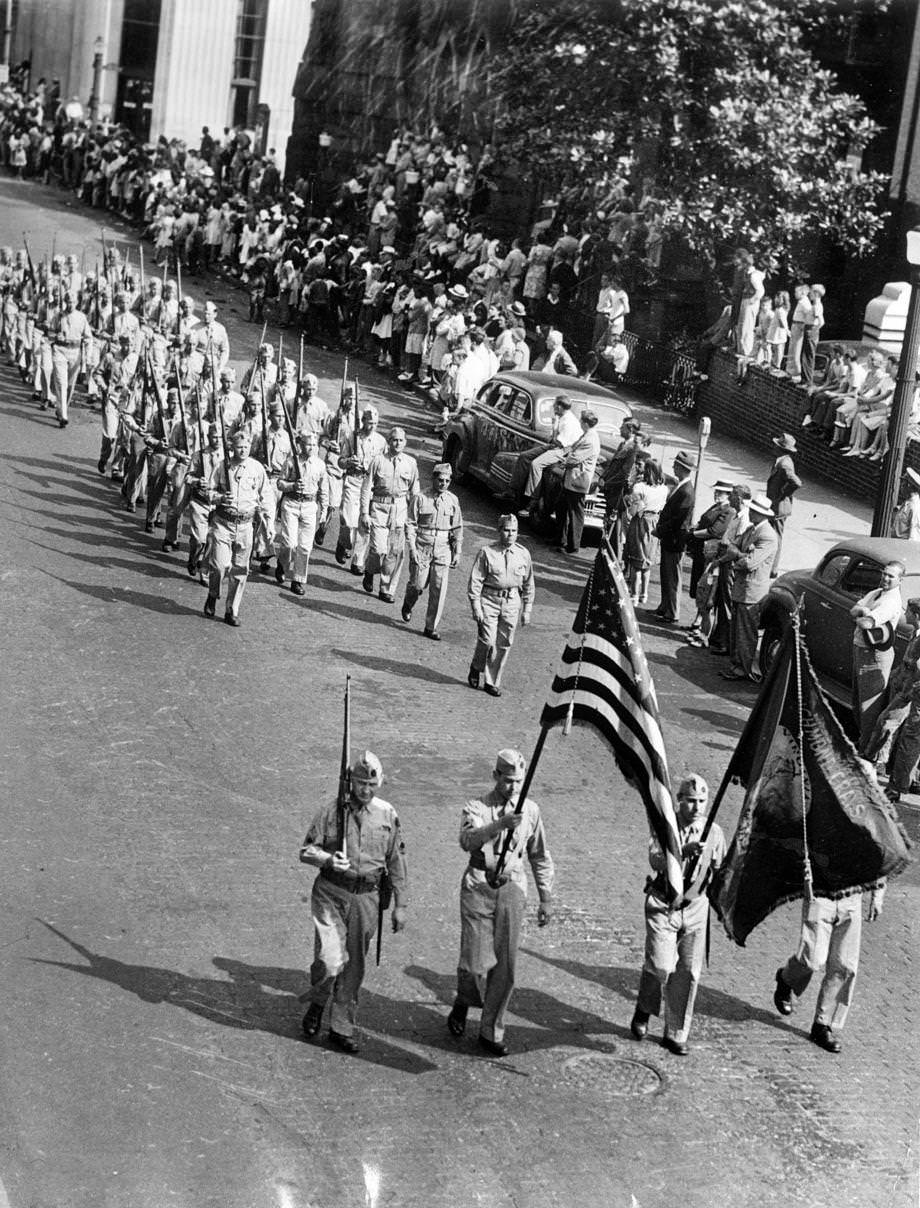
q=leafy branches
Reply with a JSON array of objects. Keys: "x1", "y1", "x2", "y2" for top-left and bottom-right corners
[{"x1": 490, "y1": 0, "x2": 890, "y2": 277}]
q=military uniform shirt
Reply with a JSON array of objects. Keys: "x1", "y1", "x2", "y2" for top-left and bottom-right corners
[
  {"x1": 407, "y1": 490, "x2": 463, "y2": 563},
  {"x1": 460, "y1": 789, "x2": 554, "y2": 897},
  {"x1": 468, "y1": 541, "x2": 535, "y2": 616},
  {"x1": 300, "y1": 796, "x2": 408, "y2": 904}
]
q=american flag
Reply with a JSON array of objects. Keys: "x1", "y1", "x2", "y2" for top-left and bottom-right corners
[{"x1": 540, "y1": 541, "x2": 684, "y2": 902}]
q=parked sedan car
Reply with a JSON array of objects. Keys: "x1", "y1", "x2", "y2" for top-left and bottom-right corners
[
  {"x1": 441, "y1": 371, "x2": 634, "y2": 539},
  {"x1": 758, "y1": 536, "x2": 920, "y2": 709}
]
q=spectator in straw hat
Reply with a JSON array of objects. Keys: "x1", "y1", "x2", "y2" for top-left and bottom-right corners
[
  {"x1": 720, "y1": 492, "x2": 778, "y2": 682},
  {"x1": 766, "y1": 433, "x2": 802, "y2": 576}
]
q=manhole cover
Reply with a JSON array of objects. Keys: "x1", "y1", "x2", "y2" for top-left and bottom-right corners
[{"x1": 561, "y1": 1053, "x2": 664, "y2": 1096}]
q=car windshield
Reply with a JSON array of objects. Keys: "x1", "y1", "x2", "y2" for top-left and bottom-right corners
[{"x1": 535, "y1": 394, "x2": 630, "y2": 436}]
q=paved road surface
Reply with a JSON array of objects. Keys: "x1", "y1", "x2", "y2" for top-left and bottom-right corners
[{"x1": 0, "y1": 178, "x2": 916, "y2": 1208}]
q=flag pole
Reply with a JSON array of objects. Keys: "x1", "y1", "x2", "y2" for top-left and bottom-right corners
[{"x1": 490, "y1": 725, "x2": 550, "y2": 885}]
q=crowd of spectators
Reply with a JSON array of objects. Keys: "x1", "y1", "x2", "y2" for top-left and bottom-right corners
[{"x1": 0, "y1": 74, "x2": 672, "y2": 407}]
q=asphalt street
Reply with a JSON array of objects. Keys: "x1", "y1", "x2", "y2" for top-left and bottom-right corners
[{"x1": 0, "y1": 178, "x2": 916, "y2": 1208}]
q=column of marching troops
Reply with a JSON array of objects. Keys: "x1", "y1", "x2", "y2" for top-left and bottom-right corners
[{"x1": 0, "y1": 243, "x2": 874, "y2": 1062}]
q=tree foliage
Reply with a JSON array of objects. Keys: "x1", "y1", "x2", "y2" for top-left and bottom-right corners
[{"x1": 490, "y1": 0, "x2": 890, "y2": 277}]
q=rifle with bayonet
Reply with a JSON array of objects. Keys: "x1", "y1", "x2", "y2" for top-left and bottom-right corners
[{"x1": 278, "y1": 388, "x2": 303, "y2": 487}]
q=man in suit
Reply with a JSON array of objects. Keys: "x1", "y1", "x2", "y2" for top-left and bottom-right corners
[
  {"x1": 651, "y1": 450, "x2": 696, "y2": 623},
  {"x1": 720, "y1": 493, "x2": 779, "y2": 682},
  {"x1": 766, "y1": 432, "x2": 802, "y2": 576}
]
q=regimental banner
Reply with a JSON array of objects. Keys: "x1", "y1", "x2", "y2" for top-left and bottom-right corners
[{"x1": 711, "y1": 623, "x2": 913, "y2": 945}]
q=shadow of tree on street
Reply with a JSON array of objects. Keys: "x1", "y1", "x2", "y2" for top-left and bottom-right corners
[{"x1": 31, "y1": 922, "x2": 438, "y2": 1075}]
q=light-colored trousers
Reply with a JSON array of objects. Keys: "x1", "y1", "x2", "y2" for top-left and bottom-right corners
[
  {"x1": 785, "y1": 321, "x2": 805, "y2": 377},
  {"x1": 456, "y1": 871, "x2": 526, "y2": 1042},
  {"x1": 403, "y1": 550, "x2": 450, "y2": 631},
  {"x1": 366, "y1": 522, "x2": 407, "y2": 595},
  {"x1": 636, "y1": 894, "x2": 709, "y2": 1045},
  {"x1": 304, "y1": 876, "x2": 379, "y2": 1037},
  {"x1": 51, "y1": 347, "x2": 80, "y2": 421},
  {"x1": 471, "y1": 593, "x2": 521, "y2": 688},
  {"x1": 278, "y1": 497, "x2": 319, "y2": 583},
  {"x1": 526, "y1": 447, "x2": 564, "y2": 498},
  {"x1": 781, "y1": 895, "x2": 862, "y2": 1031},
  {"x1": 207, "y1": 515, "x2": 254, "y2": 616}
]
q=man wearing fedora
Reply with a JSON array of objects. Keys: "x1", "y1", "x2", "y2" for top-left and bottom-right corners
[
  {"x1": 766, "y1": 432, "x2": 802, "y2": 576},
  {"x1": 652, "y1": 450, "x2": 696, "y2": 623},
  {"x1": 720, "y1": 493, "x2": 778, "y2": 682}
]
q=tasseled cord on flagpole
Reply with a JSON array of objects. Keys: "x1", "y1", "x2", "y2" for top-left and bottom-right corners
[
  {"x1": 793, "y1": 608, "x2": 815, "y2": 903},
  {"x1": 564, "y1": 558, "x2": 597, "y2": 735}
]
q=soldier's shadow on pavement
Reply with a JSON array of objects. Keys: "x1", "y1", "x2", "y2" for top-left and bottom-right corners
[
  {"x1": 525, "y1": 950, "x2": 792, "y2": 1034},
  {"x1": 403, "y1": 963, "x2": 630, "y2": 1052},
  {"x1": 278, "y1": 593, "x2": 407, "y2": 634},
  {"x1": 29, "y1": 539, "x2": 193, "y2": 584},
  {"x1": 332, "y1": 648, "x2": 461, "y2": 686},
  {"x1": 31, "y1": 923, "x2": 438, "y2": 1076},
  {"x1": 40, "y1": 571, "x2": 203, "y2": 617},
  {"x1": 0, "y1": 452, "x2": 96, "y2": 476}
]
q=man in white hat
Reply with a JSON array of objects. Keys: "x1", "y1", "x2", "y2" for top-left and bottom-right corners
[
  {"x1": 298, "y1": 750, "x2": 408, "y2": 1054},
  {"x1": 630, "y1": 773, "x2": 725, "y2": 1056},
  {"x1": 446, "y1": 748, "x2": 554, "y2": 1057},
  {"x1": 720, "y1": 492, "x2": 779, "y2": 682}
]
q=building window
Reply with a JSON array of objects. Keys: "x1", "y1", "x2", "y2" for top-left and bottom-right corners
[
  {"x1": 115, "y1": 0, "x2": 162, "y2": 140},
  {"x1": 230, "y1": 0, "x2": 268, "y2": 129}
]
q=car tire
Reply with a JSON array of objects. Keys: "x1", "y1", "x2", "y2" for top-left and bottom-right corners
[
  {"x1": 445, "y1": 437, "x2": 466, "y2": 485},
  {"x1": 759, "y1": 620, "x2": 785, "y2": 678}
]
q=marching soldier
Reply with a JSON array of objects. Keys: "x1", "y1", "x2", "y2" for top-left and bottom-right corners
[
  {"x1": 446, "y1": 748, "x2": 554, "y2": 1056},
  {"x1": 112, "y1": 291, "x2": 141, "y2": 351},
  {"x1": 276, "y1": 430, "x2": 330, "y2": 594},
  {"x1": 298, "y1": 750, "x2": 408, "y2": 1053},
  {"x1": 49, "y1": 289, "x2": 91, "y2": 426},
  {"x1": 143, "y1": 387, "x2": 183, "y2": 532},
  {"x1": 401, "y1": 462, "x2": 463, "y2": 640},
  {"x1": 335, "y1": 405, "x2": 387, "y2": 573},
  {"x1": 250, "y1": 399, "x2": 292, "y2": 573},
  {"x1": 359, "y1": 426, "x2": 420, "y2": 602},
  {"x1": 240, "y1": 341, "x2": 278, "y2": 394},
  {"x1": 94, "y1": 333, "x2": 140, "y2": 475},
  {"x1": 467, "y1": 514, "x2": 535, "y2": 697},
  {"x1": 294, "y1": 373, "x2": 330, "y2": 435},
  {"x1": 214, "y1": 366, "x2": 244, "y2": 429},
  {"x1": 166, "y1": 420, "x2": 223, "y2": 576},
  {"x1": 316, "y1": 385, "x2": 355, "y2": 548},
  {"x1": 191, "y1": 300, "x2": 230, "y2": 374},
  {"x1": 202, "y1": 429, "x2": 274, "y2": 626},
  {"x1": 629, "y1": 773, "x2": 726, "y2": 1056}
]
